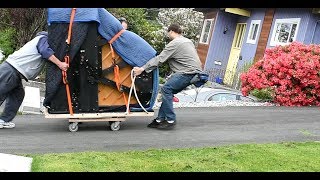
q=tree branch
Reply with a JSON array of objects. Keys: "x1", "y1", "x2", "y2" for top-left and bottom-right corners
[{"x1": 0, "y1": 22, "x2": 14, "y2": 28}]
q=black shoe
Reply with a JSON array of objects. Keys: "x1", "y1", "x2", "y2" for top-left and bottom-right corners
[
  {"x1": 157, "y1": 121, "x2": 176, "y2": 130},
  {"x1": 147, "y1": 118, "x2": 164, "y2": 128}
]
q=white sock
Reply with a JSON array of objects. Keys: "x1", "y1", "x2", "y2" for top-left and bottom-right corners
[
  {"x1": 167, "y1": 120, "x2": 175, "y2": 123},
  {"x1": 0, "y1": 119, "x2": 5, "y2": 123},
  {"x1": 156, "y1": 119, "x2": 162, "y2": 123}
]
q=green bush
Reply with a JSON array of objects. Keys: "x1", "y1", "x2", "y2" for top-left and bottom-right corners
[
  {"x1": 250, "y1": 87, "x2": 274, "y2": 102},
  {"x1": 0, "y1": 27, "x2": 16, "y2": 62}
]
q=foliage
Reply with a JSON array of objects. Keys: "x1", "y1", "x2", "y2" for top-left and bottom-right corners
[
  {"x1": 0, "y1": 8, "x2": 47, "y2": 49},
  {"x1": 250, "y1": 88, "x2": 274, "y2": 102},
  {"x1": 240, "y1": 42, "x2": 320, "y2": 106},
  {"x1": 154, "y1": 8, "x2": 204, "y2": 77},
  {"x1": 0, "y1": 27, "x2": 16, "y2": 63},
  {"x1": 0, "y1": 9, "x2": 11, "y2": 30},
  {"x1": 107, "y1": 8, "x2": 161, "y2": 50},
  {"x1": 156, "y1": 8, "x2": 204, "y2": 45}
]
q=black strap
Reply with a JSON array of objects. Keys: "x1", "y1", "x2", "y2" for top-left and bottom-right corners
[
  {"x1": 87, "y1": 76, "x2": 132, "y2": 94},
  {"x1": 102, "y1": 60, "x2": 129, "y2": 76}
]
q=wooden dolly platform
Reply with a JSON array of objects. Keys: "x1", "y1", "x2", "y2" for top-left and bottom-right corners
[{"x1": 44, "y1": 108, "x2": 154, "y2": 132}]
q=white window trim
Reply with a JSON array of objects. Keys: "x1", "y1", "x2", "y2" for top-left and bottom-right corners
[
  {"x1": 199, "y1": 18, "x2": 214, "y2": 44},
  {"x1": 270, "y1": 18, "x2": 301, "y2": 47},
  {"x1": 246, "y1": 20, "x2": 261, "y2": 44}
]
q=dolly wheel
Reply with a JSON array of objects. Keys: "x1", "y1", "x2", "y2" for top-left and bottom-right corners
[
  {"x1": 110, "y1": 121, "x2": 121, "y2": 131},
  {"x1": 69, "y1": 122, "x2": 79, "y2": 132}
]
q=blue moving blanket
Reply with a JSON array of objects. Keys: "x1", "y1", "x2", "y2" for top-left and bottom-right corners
[
  {"x1": 48, "y1": 8, "x2": 156, "y2": 67},
  {"x1": 47, "y1": 8, "x2": 158, "y2": 111}
]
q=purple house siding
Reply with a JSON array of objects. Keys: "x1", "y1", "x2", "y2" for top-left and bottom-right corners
[
  {"x1": 313, "y1": 21, "x2": 320, "y2": 44},
  {"x1": 267, "y1": 8, "x2": 311, "y2": 48},
  {"x1": 304, "y1": 13, "x2": 315, "y2": 44},
  {"x1": 238, "y1": 9, "x2": 266, "y2": 70},
  {"x1": 305, "y1": 13, "x2": 320, "y2": 44},
  {"x1": 204, "y1": 10, "x2": 238, "y2": 71}
]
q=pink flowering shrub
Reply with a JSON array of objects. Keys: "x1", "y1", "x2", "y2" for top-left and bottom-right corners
[{"x1": 240, "y1": 42, "x2": 320, "y2": 106}]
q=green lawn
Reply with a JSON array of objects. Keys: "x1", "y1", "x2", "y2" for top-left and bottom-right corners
[{"x1": 28, "y1": 141, "x2": 320, "y2": 172}]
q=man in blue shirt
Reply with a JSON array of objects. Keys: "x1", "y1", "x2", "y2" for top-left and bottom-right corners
[{"x1": 0, "y1": 31, "x2": 69, "y2": 129}]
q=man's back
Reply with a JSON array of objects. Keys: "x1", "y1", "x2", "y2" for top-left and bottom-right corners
[{"x1": 5, "y1": 35, "x2": 46, "y2": 80}]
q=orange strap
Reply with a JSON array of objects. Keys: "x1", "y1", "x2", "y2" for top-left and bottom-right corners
[
  {"x1": 108, "y1": 29, "x2": 125, "y2": 44},
  {"x1": 109, "y1": 29, "x2": 129, "y2": 111},
  {"x1": 114, "y1": 65, "x2": 129, "y2": 112},
  {"x1": 62, "y1": 8, "x2": 76, "y2": 115},
  {"x1": 66, "y1": 8, "x2": 76, "y2": 44},
  {"x1": 108, "y1": 29, "x2": 125, "y2": 60}
]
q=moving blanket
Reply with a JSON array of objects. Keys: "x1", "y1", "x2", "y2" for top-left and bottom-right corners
[
  {"x1": 44, "y1": 8, "x2": 159, "y2": 111},
  {"x1": 47, "y1": 8, "x2": 157, "y2": 67}
]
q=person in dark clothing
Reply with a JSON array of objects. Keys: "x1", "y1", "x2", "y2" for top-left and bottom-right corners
[{"x1": 0, "y1": 31, "x2": 69, "y2": 129}]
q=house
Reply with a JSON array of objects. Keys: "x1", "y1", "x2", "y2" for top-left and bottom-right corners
[{"x1": 195, "y1": 8, "x2": 320, "y2": 87}]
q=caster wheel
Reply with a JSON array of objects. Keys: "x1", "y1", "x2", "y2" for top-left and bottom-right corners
[
  {"x1": 110, "y1": 121, "x2": 120, "y2": 131},
  {"x1": 69, "y1": 122, "x2": 78, "y2": 132}
]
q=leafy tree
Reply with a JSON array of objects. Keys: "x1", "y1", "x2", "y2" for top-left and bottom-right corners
[
  {"x1": 0, "y1": 28, "x2": 16, "y2": 63},
  {"x1": 156, "y1": 8, "x2": 204, "y2": 45},
  {"x1": 107, "y1": 8, "x2": 161, "y2": 49},
  {"x1": 0, "y1": 8, "x2": 47, "y2": 49},
  {"x1": 153, "y1": 8, "x2": 204, "y2": 77}
]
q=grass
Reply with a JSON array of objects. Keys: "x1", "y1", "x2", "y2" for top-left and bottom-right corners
[{"x1": 27, "y1": 141, "x2": 320, "y2": 172}]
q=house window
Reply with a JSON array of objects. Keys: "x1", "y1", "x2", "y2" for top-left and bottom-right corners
[
  {"x1": 199, "y1": 18, "x2": 214, "y2": 44},
  {"x1": 270, "y1": 18, "x2": 300, "y2": 46},
  {"x1": 246, "y1": 20, "x2": 261, "y2": 44}
]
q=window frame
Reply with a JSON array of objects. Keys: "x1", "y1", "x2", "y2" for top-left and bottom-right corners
[
  {"x1": 270, "y1": 18, "x2": 301, "y2": 46},
  {"x1": 246, "y1": 20, "x2": 261, "y2": 44},
  {"x1": 199, "y1": 18, "x2": 214, "y2": 44}
]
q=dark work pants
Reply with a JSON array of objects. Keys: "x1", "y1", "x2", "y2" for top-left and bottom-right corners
[
  {"x1": 0, "y1": 62, "x2": 25, "y2": 122},
  {"x1": 158, "y1": 73, "x2": 195, "y2": 121}
]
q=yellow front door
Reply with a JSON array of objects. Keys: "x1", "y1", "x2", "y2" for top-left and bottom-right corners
[{"x1": 224, "y1": 23, "x2": 246, "y2": 86}]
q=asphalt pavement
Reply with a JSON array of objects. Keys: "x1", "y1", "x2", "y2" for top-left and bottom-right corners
[{"x1": 0, "y1": 106, "x2": 319, "y2": 154}]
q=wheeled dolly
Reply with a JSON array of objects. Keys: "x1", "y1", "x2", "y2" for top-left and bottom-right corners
[
  {"x1": 68, "y1": 117, "x2": 125, "y2": 132},
  {"x1": 44, "y1": 108, "x2": 154, "y2": 132}
]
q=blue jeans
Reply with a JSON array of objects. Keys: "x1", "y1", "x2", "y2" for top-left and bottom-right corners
[
  {"x1": 158, "y1": 73, "x2": 195, "y2": 122},
  {"x1": 0, "y1": 62, "x2": 25, "y2": 122}
]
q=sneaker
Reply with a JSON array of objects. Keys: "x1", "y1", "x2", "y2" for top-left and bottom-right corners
[
  {"x1": 157, "y1": 120, "x2": 176, "y2": 130},
  {"x1": 0, "y1": 122, "x2": 15, "y2": 129},
  {"x1": 147, "y1": 118, "x2": 164, "y2": 128}
]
